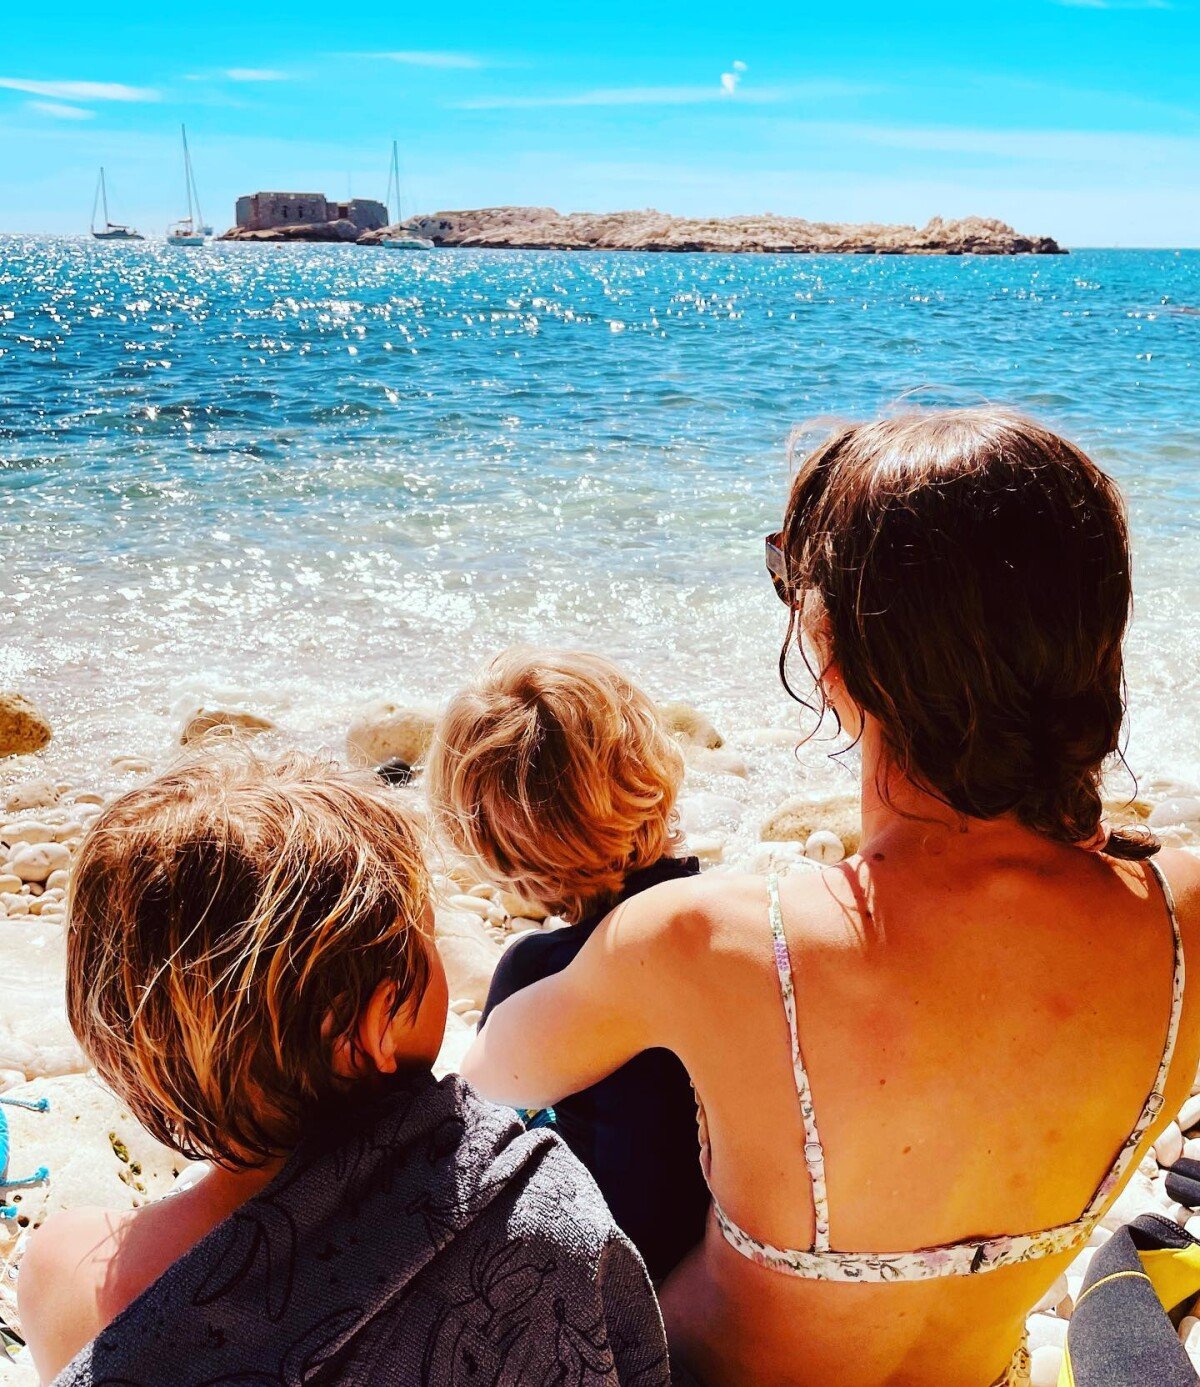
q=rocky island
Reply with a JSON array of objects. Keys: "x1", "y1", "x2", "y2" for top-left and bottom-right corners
[{"x1": 224, "y1": 203, "x2": 1064, "y2": 254}]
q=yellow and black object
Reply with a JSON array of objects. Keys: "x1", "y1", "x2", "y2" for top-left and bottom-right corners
[{"x1": 1061, "y1": 1213, "x2": 1200, "y2": 1385}]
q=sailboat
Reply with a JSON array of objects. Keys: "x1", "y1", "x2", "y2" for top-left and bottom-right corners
[
  {"x1": 90, "y1": 168, "x2": 142, "y2": 241},
  {"x1": 167, "y1": 125, "x2": 206, "y2": 247},
  {"x1": 380, "y1": 139, "x2": 433, "y2": 250}
]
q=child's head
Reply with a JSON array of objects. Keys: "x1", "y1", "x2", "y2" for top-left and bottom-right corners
[
  {"x1": 67, "y1": 748, "x2": 443, "y2": 1169},
  {"x1": 427, "y1": 649, "x2": 684, "y2": 921}
]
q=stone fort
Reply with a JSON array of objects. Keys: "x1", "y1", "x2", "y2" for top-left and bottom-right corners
[{"x1": 235, "y1": 193, "x2": 388, "y2": 233}]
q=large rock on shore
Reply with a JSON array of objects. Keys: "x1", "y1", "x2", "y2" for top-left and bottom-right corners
[
  {"x1": 0, "y1": 1074, "x2": 183, "y2": 1337},
  {"x1": 0, "y1": 695, "x2": 52, "y2": 759},
  {"x1": 761, "y1": 792, "x2": 862, "y2": 856},
  {"x1": 346, "y1": 701, "x2": 437, "y2": 769},
  {"x1": 179, "y1": 706, "x2": 275, "y2": 745},
  {"x1": 220, "y1": 218, "x2": 361, "y2": 244},
  {"x1": 367, "y1": 207, "x2": 1064, "y2": 256},
  {"x1": 659, "y1": 701, "x2": 724, "y2": 749}
]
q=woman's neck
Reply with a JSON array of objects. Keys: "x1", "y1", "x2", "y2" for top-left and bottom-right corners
[{"x1": 854, "y1": 717, "x2": 1023, "y2": 858}]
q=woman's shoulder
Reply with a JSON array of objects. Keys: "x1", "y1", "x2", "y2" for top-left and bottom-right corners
[{"x1": 606, "y1": 864, "x2": 835, "y2": 959}]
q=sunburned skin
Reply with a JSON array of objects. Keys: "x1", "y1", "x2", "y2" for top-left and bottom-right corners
[
  {"x1": 18, "y1": 929, "x2": 449, "y2": 1386},
  {"x1": 463, "y1": 717, "x2": 1200, "y2": 1387}
]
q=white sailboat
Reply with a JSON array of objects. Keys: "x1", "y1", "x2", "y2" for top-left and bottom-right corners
[
  {"x1": 90, "y1": 168, "x2": 142, "y2": 241},
  {"x1": 381, "y1": 140, "x2": 433, "y2": 250},
  {"x1": 167, "y1": 126, "x2": 207, "y2": 247}
]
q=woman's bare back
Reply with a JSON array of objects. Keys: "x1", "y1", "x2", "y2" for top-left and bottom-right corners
[{"x1": 658, "y1": 833, "x2": 1200, "y2": 1386}]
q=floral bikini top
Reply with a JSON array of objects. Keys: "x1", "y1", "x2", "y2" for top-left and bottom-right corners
[{"x1": 707, "y1": 862, "x2": 1185, "y2": 1283}]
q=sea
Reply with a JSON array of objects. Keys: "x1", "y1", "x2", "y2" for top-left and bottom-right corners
[{"x1": 1, "y1": 237, "x2": 1198, "y2": 810}]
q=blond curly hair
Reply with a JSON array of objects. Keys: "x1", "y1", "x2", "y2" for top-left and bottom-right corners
[{"x1": 427, "y1": 649, "x2": 684, "y2": 921}]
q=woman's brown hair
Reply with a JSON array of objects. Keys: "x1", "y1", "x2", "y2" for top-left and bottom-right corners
[
  {"x1": 67, "y1": 747, "x2": 432, "y2": 1168},
  {"x1": 779, "y1": 407, "x2": 1154, "y2": 858}
]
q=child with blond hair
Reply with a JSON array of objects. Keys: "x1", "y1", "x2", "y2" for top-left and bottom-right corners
[
  {"x1": 19, "y1": 748, "x2": 669, "y2": 1387},
  {"x1": 428, "y1": 649, "x2": 709, "y2": 1280}
]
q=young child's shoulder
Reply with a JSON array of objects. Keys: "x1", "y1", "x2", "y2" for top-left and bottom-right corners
[{"x1": 18, "y1": 1205, "x2": 136, "y2": 1373}]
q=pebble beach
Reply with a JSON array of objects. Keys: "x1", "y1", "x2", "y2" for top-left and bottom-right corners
[{"x1": 3, "y1": 236, "x2": 1200, "y2": 1383}]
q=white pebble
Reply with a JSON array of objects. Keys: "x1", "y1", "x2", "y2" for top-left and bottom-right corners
[
  {"x1": 1155, "y1": 1122, "x2": 1184, "y2": 1168},
  {"x1": 677, "y1": 791, "x2": 744, "y2": 836},
  {"x1": 804, "y1": 829, "x2": 845, "y2": 864},
  {"x1": 688, "y1": 833, "x2": 725, "y2": 865},
  {"x1": 1149, "y1": 796, "x2": 1200, "y2": 830},
  {"x1": 446, "y1": 894, "x2": 492, "y2": 919},
  {"x1": 45, "y1": 869, "x2": 69, "y2": 891},
  {"x1": 0, "y1": 1068, "x2": 26, "y2": 1091},
  {"x1": 1026, "y1": 1313, "x2": 1068, "y2": 1352},
  {"x1": 1178, "y1": 1094, "x2": 1200, "y2": 1134},
  {"x1": 1180, "y1": 1315, "x2": 1200, "y2": 1348},
  {"x1": 1030, "y1": 1345, "x2": 1063, "y2": 1387},
  {"x1": 111, "y1": 755, "x2": 153, "y2": 775},
  {"x1": 52, "y1": 821, "x2": 82, "y2": 843},
  {"x1": 1184, "y1": 1138, "x2": 1200, "y2": 1162},
  {"x1": 0, "y1": 873, "x2": 20, "y2": 895},
  {"x1": 9, "y1": 841, "x2": 71, "y2": 884},
  {"x1": 70, "y1": 791, "x2": 106, "y2": 807},
  {"x1": 173, "y1": 1160, "x2": 212, "y2": 1192},
  {"x1": 0, "y1": 820, "x2": 56, "y2": 846}
]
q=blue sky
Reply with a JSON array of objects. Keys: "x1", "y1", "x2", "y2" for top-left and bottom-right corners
[{"x1": 2, "y1": 0, "x2": 1197, "y2": 244}]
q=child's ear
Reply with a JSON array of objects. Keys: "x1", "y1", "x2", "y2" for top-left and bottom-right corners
[{"x1": 330, "y1": 980, "x2": 401, "y2": 1078}]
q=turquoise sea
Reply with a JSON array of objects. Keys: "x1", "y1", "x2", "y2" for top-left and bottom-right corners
[{"x1": 1, "y1": 237, "x2": 1198, "y2": 796}]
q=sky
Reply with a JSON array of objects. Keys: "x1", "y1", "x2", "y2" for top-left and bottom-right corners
[{"x1": 1, "y1": 0, "x2": 1198, "y2": 245}]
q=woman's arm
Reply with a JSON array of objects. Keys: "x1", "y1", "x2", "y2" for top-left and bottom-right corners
[{"x1": 461, "y1": 877, "x2": 702, "y2": 1108}]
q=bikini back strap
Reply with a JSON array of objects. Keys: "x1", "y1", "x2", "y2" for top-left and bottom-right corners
[
  {"x1": 766, "y1": 873, "x2": 831, "y2": 1252},
  {"x1": 1083, "y1": 856, "x2": 1186, "y2": 1219}
]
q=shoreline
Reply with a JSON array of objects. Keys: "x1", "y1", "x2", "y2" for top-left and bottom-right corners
[{"x1": 222, "y1": 206, "x2": 1065, "y2": 255}]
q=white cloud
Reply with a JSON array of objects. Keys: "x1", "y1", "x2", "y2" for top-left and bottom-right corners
[
  {"x1": 363, "y1": 50, "x2": 484, "y2": 69},
  {"x1": 27, "y1": 99, "x2": 93, "y2": 120},
  {"x1": 721, "y1": 59, "x2": 749, "y2": 96},
  {"x1": 224, "y1": 68, "x2": 289, "y2": 82},
  {"x1": 456, "y1": 79, "x2": 865, "y2": 111},
  {"x1": 1054, "y1": 0, "x2": 1171, "y2": 9},
  {"x1": 0, "y1": 78, "x2": 159, "y2": 102}
]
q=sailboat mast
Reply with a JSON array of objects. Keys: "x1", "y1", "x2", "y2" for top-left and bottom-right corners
[
  {"x1": 100, "y1": 168, "x2": 110, "y2": 227},
  {"x1": 180, "y1": 125, "x2": 195, "y2": 225},
  {"x1": 185, "y1": 128, "x2": 204, "y2": 229},
  {"x1": 391, "y1": 140, "x2": 401, "y2": 224}
]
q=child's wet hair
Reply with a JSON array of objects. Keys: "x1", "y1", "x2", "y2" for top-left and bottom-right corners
[{"x1": 67, "y1": 746, "x2": 431, "y2": 1167}]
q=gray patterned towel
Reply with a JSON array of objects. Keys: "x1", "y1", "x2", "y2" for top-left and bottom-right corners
[{"x1": 53, "y1": 1071, "x2": 671, "y2": 1386}]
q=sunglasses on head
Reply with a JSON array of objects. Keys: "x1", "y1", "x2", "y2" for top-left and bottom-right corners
[{"x1": 765, "y1": 532, "x2": 793, "y2": 606}]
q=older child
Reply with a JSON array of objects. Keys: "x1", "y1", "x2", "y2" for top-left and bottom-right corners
[
  {"x1": 428, "y1": 650, "x2": 709, "y2": 1281},
  {"x1": 19, "y1": 748, "x2": 669, "y2": 1387}
]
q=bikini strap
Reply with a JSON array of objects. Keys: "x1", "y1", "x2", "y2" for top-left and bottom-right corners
[
  {"x1": 767, "y1": 873, "x2": 831, "y2": 1251},
  {"x1": 1083, "y1": 856, "x2": 1186, "y2": 1219}
]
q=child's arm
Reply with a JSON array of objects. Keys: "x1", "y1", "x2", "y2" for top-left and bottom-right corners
[{"x1": 461, "y1": 877, "x2": 701, "y2": 1108}]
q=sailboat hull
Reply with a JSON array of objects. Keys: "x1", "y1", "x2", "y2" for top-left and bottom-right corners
[
  {"x1": 167, "y1": 234, "x2": 205, "y2": 247},
  {"x1": 92, "y1": 228, "x2": 143, "y2": 241},
  {"x1": 382, "y1": 237, "x2": 435, "y2": 250}
]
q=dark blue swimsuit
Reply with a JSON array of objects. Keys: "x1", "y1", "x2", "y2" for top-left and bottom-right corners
[{"x1": 480, "y1": 856, "x2": 710, "y2": 1281}]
